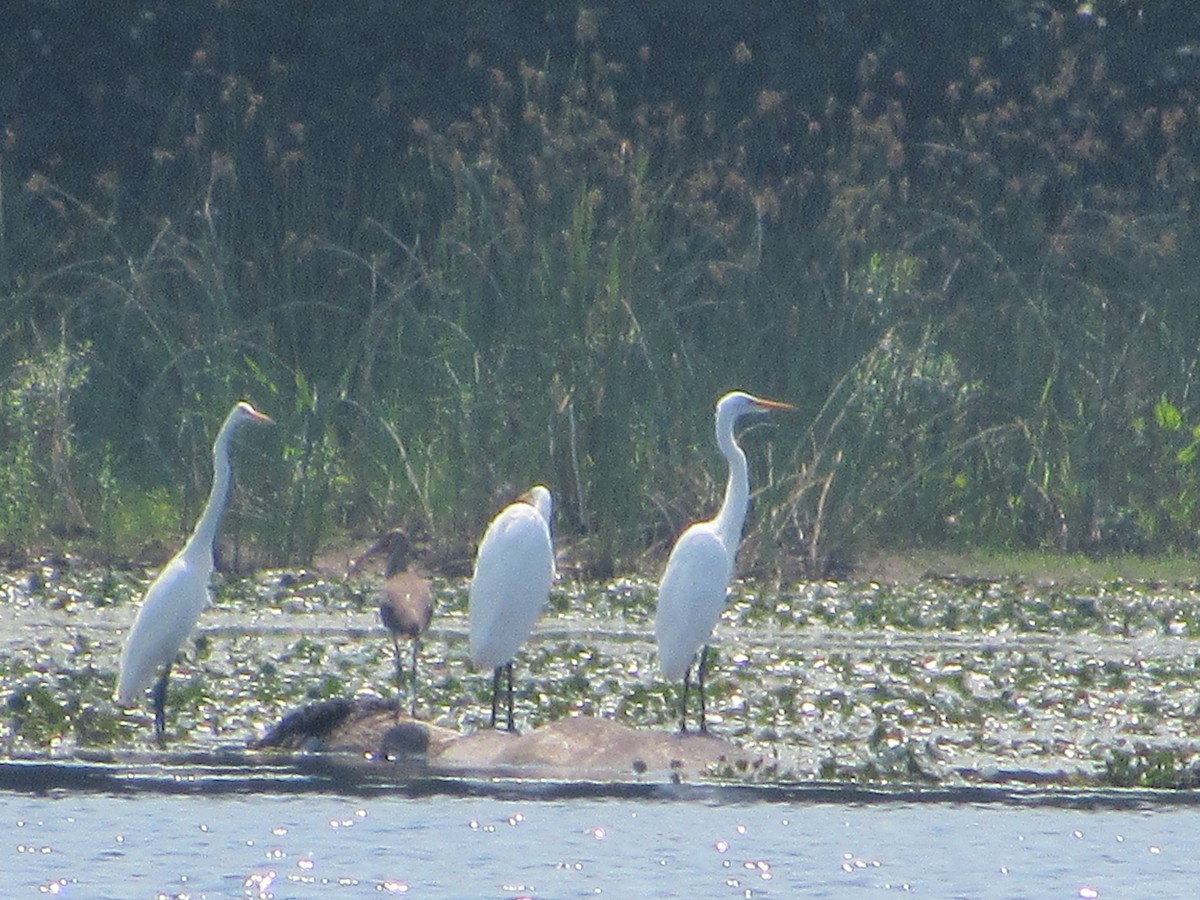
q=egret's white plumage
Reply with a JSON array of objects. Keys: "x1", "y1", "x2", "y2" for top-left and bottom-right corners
[
  {"x1": 656, "y1": 529, "x2": 731, "y2": 681},
  {"x1": 468, "y1": 484, "x2": 555, "y2": 729},
  {"x1": 116, "y1": 400, "x2": 272, "y2": 739},
  {"x1": 655, "y1": 390, "x2": 794, "y2": 732}
]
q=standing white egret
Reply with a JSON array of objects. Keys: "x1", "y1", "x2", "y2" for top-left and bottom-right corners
[
  {"x1": 468, "y1": 485, "x2": 555, "y2": 731},
  {"x1": 116, "y1": 400, "x2": 273, "y2": 741},
  {"x1": 350, "y1": 529, "x2": 435, "y2": 719},
  {"x1": 655, "y1": 390, "x2": 794, "y2": 733}
]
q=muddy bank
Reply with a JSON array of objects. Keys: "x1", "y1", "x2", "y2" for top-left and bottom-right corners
[{"x1": 251, "y1": 699, "x2": 768, "y2": 781}]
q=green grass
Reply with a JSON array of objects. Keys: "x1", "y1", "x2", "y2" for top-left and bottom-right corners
[{"x1": 3, "y1": 29, "x2": 1200, "y2": 577}]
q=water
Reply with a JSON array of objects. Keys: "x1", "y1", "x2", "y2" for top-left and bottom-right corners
[
  {"x1": 5, "y1": 773, "x2": 1199, "y2": 898},
  {"x1": 7, "y1": 568, "x2": 1200, "y2": 896}
]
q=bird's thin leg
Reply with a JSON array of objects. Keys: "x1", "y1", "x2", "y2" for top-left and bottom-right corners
[
  {"x1": 505, "y1": 662, "x2": 515, "y2": 732},
  {"x1": 680, "y1": 665, "x2": 693, "y2": 733},
  {"x1": 697, "y1": 645, "x2": 710, "y2": 734},
  {"x1": 490, "y1": 666, "x2": 502, "y2": 728},
  {"x1": 409, "y1": 638, "x2": 420, "y2": 719},
  {"x1": 392, "y1": 636, "x2": 403, "y2": 722},
  {"x1": 152, "y1": 666, "x2": 171, "y2": 745}
]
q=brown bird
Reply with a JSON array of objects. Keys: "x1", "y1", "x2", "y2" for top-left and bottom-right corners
[{"x1": 351, "y1": 530, "x2": 435, "y2": 718}]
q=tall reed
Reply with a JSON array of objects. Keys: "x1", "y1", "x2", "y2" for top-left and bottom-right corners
[{"x1": 4, "y1": 15, "x2": 1200, "y2": 572}]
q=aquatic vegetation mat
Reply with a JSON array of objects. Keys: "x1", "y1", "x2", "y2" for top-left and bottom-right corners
[{"x1": 3, "y1": 560, "x2": 1200, "y2": 789}]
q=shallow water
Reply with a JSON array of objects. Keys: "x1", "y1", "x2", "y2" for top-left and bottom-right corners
[
  {"x1": 7, "y1": 565, "x2": 1200, "y2": 895},
  {"x1": 5, "y1": 784, "x2": 1198, "y2": 898},
  {"x1": 8, "y1": 566, "x2": 1200, "y2": 785}
]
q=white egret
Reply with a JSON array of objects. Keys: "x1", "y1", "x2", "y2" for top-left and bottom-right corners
[
  {"x1": 115, "y1": 400, "x2": 273, "y2": 741},
  {"x1": 468, "y1": 484, "x2": 555, "y2": 731},
  {"x1": 350, "y1": 529, "x2": 435, "y2": 718},
  {"x1": 655, "y1": 390, "x2": 794, "y2": 732}
]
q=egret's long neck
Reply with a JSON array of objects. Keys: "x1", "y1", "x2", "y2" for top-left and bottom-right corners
[
  {"x1": 712, "y1": 411, "x2": 750, "y2": 554},
  {"x1": 183, "y1": 419, "x2": 237, "y2": 564}
]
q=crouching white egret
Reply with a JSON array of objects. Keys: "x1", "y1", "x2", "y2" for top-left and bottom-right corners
[
  {"x1": 655, "y1": 390, "x2": 794, "y2": 733},
  {"x1": 468, "y1": 485, "x2": 555, "y2": 731},
  {"x1": 115, "y1": 400, "x2": 273, "y2": 741},
  {"x1": 350, "y1": 529, "x2": 435, "y2": 718}
]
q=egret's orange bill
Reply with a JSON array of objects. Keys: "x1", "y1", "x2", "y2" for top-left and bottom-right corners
[{"x1": 750, "y1": 397, "x2": 796, "y2": 412}]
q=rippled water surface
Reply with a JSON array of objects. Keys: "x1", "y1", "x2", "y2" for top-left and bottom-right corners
[{"x1": 6, "y1": 786, "x2": 1199, "y2": 898}]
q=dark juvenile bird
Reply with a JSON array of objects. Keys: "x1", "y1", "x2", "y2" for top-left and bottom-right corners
[{"x1": 351, "y1": 530, "x2": 435, "y2": 718}]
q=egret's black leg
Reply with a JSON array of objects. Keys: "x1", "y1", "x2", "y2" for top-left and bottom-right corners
[
  {"x1": 504, "y1": 662, "x2": 515, "y2": 732},
  {"x1": 490, "y1": 666, "x2": 502, "y2": 728},
  {"x1": 697, "y1": 645, "x2": 710, "y2": 734},
  {"x1": 152, "y1": 667, "x2": 170, "y2": 744},
  {"x1": 409, "y1": 637, "x2": 420, "y2": 719},
  {"x1": 680, "y1": 665, "x2": 693, "y2": 733}
]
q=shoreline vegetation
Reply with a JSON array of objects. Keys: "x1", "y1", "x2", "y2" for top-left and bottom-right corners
[
  {"x1": 2, "y1": 5, "x2": 1200, "y2": 577},
  {"x1": 845, "y1": 549, "x2": 1200, "y2": 590}
]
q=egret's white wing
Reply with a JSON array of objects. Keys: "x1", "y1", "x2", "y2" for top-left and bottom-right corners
[
  {"x1": 468, "y1": 502, "x2": 554, "y2": 670},
  {"x1": 654, "y1": 524, "x2": 733, "y2": 680},
  {"x1": 116, "y1": 553, "x2": 211, "y2": 703}
]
